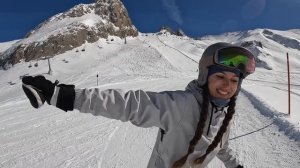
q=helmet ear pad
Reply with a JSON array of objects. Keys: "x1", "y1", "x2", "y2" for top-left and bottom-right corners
[
  {"x1": 197, "y1": 66, "x2": 208, "y2": 86},
  {"x1": 234, "y1": 77, "x2": 243, "y2": 96}
]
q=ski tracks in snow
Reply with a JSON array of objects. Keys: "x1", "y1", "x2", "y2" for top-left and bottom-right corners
[
  {"x1": 1, "y1": 78, "x2": 300, "y2": 168},
  {"x1": 229, "y1": 92, "x2": 300, "y2": 168}
]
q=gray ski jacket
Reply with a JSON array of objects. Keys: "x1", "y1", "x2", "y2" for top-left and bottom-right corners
[{"x1": 51, "y1": 80, "x2": 240, "y2": 168}]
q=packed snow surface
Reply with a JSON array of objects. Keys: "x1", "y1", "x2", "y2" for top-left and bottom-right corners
[{"x1": 0, "y1": 31, "x2": 300, "y2": 168}]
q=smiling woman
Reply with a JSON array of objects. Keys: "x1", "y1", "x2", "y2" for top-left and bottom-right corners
[
  {"x1": 208, "y1": 71, "x2": 239, "y2": 100},
  {"x1": 21, "y1": 42, "x2": 255, "y2": 168}
]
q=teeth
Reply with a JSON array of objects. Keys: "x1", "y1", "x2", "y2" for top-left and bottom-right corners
[{"x1": 218, "y1": 90, "x2": 228, "y2": 95}]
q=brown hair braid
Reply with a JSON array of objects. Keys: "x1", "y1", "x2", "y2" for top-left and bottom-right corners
[
  {"x1": 172, "y1": 85, "x2": 210, "y2": 168},
  {"x1": 194, "y1": 96, "x2": 237, "y2": 165}
]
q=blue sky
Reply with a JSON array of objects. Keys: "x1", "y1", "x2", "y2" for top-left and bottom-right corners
[{"x1": 0, "y1": 0, "x2": 300, "y2": 42}]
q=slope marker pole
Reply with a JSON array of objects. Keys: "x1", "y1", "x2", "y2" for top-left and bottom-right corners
[{"x1": 287, "y1": 53, "x2": 291, "y2": 115}]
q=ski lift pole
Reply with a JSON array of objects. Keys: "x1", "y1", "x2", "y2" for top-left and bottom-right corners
[
  {"x1": 287, "y1": 53, "x2": 291, "y2": 115},
  {"x1": 97, "y1": 74, "x2": 99, "y2": 86},
  {"x1": 47, "y1": 58, "x2": 52, "y2": 75}
]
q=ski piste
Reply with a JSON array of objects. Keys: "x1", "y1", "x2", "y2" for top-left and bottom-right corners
[{"x1": 1, "y1": 33, "x2": 300, "y2": 168}]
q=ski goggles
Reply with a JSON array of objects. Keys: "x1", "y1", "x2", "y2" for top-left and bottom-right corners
[{"x1": 213, "y1": 46, "x2": 255, "y2": 77}]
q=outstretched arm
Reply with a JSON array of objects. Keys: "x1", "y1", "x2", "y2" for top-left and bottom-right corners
[
  {"x1": 63, "y1": 88, "x2": 187, "y2": 130},
  {"x1": 22, "y1": 75, "x2": 188, "y2": 130}
]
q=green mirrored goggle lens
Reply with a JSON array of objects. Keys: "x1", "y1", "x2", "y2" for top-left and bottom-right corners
[
  {"x1": 218, "y1": 54, "x2": 248, "y2": 67},
  {"x1": 215, "y1": 47, "x2": 256, "y2": 75}
]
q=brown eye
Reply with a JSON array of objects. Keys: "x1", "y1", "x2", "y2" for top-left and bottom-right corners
[{"x1": 231, "y1": 78, "x2": 239, "y2": 83}]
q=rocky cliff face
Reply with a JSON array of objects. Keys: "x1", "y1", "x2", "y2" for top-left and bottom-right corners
[{"x1": 0, "y1": 0, "x2": 138, "y2": 69}]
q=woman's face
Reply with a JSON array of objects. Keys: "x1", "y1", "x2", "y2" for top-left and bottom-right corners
[{"x1": 208, "y1": 71, "x2": 239, "y2": 99}]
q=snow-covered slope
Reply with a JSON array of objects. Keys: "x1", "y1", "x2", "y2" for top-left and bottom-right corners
[
  {"x1": 0, "y1": 31, "x2": 300, "y2": 168},
  {"x1": 199, "y1": 29, "x2": 300, "y2": 71},
  {"x1": 0, "y1": 0, "x2": 137, "y2": 70},
  {"x1": 0, "y1": 40, "x2": 19, "y2": 53}
]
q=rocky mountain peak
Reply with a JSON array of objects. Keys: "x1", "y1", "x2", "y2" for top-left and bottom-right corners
[
  {"x1": 95, "y1": 0, "x2": 133, "y2": 28},
  {"x1": 159, "y1": 26, "x2": 174, "y2": 34},
  {"x1": 0, "y1": 0, "x2": 138, "y2": 69},
  {"x1": 158, "y1": 26, "x2": 186, "y2": 36}
]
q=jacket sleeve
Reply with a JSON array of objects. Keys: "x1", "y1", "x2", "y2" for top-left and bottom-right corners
[
  {"x1": 217, "y1": 133, "x2": 240, "y2": 168},
  {"x1": 72, "y1": 88, "x2": 188, "y2": 131}
]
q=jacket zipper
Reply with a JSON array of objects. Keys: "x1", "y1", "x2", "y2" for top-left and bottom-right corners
[
  {"x1": 206, "y1": 107, "x2": 214, "y2": 135},
  {"x1": 206, "y1": 106, "x2": 225, "y2": 136},
  {"x1": 220, "y1": 107, "x2": 225, "y2": 148},
  {"x1": 160, "y1": 128, "x2": 165, "y2": 141}
]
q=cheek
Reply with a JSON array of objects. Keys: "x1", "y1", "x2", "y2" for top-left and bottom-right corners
[
  {"x1": 231, "y1": 82, "x2": 239, "y2": 91},
  {"x1": 208, "y1": 79, "x2": 223, "y2": 89},
  {"x1": 208, "y1": 84, "x2": 214, "y2": 94},
  {"x1": 208, "y1": 81, "x2": 219, "y2": 94},
  {"x1": 208, "y1": 80, "x2": 238, "y2": 93}
]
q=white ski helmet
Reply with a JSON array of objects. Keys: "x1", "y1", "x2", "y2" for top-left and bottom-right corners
[{"x1": 197, "y1": 42, "x2": 255, "y2": 86}]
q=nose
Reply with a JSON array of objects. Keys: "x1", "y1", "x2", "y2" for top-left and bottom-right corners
[{"x1": 222, "y1": 78, "x2": 230, "y2": 87}]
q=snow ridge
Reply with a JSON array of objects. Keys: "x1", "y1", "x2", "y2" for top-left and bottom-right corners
[{"x1": 242, "y1": 88, "x2": 300, "y2": 141}]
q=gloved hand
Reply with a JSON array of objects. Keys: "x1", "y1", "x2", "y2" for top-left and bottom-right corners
[
  {"x1": 237, "y1": 165, "x2": 243, "y2": 168},
  {"x1": 22, "y1": 75, "x2": 56, "y2": 108},
  {"x1": 22, "y1": 75, "x2": 75, "y2": 111}
]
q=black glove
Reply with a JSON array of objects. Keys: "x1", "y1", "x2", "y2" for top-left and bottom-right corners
[
  {"x1": 22, "y1": 75, "x2": 56, "y2": 108},
  {"x1": 237, "y1": 165, "x2": 243, "y2": 168},
  {"x1": 22, "y1": 75, "x2": 75, "y2": 111}
]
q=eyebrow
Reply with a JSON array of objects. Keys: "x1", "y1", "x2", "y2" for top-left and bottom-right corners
[{"x1": 219, "y1": 72, "x2": 239, "y2": 77}]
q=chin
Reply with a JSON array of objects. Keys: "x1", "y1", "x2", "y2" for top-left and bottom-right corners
[{"x1": 215, "y1": 95, "x2": 231, "y2": 100}]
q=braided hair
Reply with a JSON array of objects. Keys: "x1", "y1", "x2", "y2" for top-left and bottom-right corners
[
  {"x1": 172, "y1": 85, "x2": 210, "y2": 167},
  {"x1": 194, "y1": 96, "x2": 237, "y2": 165},
  {"x1": 172, "y1": 86, "x2": 237, "y2": 167}
]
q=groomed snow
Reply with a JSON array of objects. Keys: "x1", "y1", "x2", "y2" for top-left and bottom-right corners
[{"x1": 0, "y1": 32, "x2": 299, "y2": 168}]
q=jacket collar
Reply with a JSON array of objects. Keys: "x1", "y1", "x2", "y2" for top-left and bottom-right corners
[{"x1": 186, "y1": 80, "x2": 203, "y2": 104}]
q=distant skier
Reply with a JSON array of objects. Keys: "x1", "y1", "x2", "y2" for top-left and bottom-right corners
[{"x1": 22, "y1": 42, "x2": 255, "y2": 168}]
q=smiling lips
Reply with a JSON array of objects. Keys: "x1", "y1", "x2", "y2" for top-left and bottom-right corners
[{"x1": 217, "y1": 89, "x2": 230, "y2": 96}]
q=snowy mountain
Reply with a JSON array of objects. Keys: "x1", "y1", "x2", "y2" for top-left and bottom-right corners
[
  {"x1": 0, "y1": 29, "x2": 300, "y2": 168},
  {"x1": 0, "y1": 0, "x2": 300, "y2": 166},
  {"x1": 158, "y1": 26, "x2": 187, "y2": 36},
  {"x1": 0, "y1": 0, "x2": 137, "y2": 69},
  {"x1": 198, "y1": 28, "x2": 300, "y2": 71}
]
